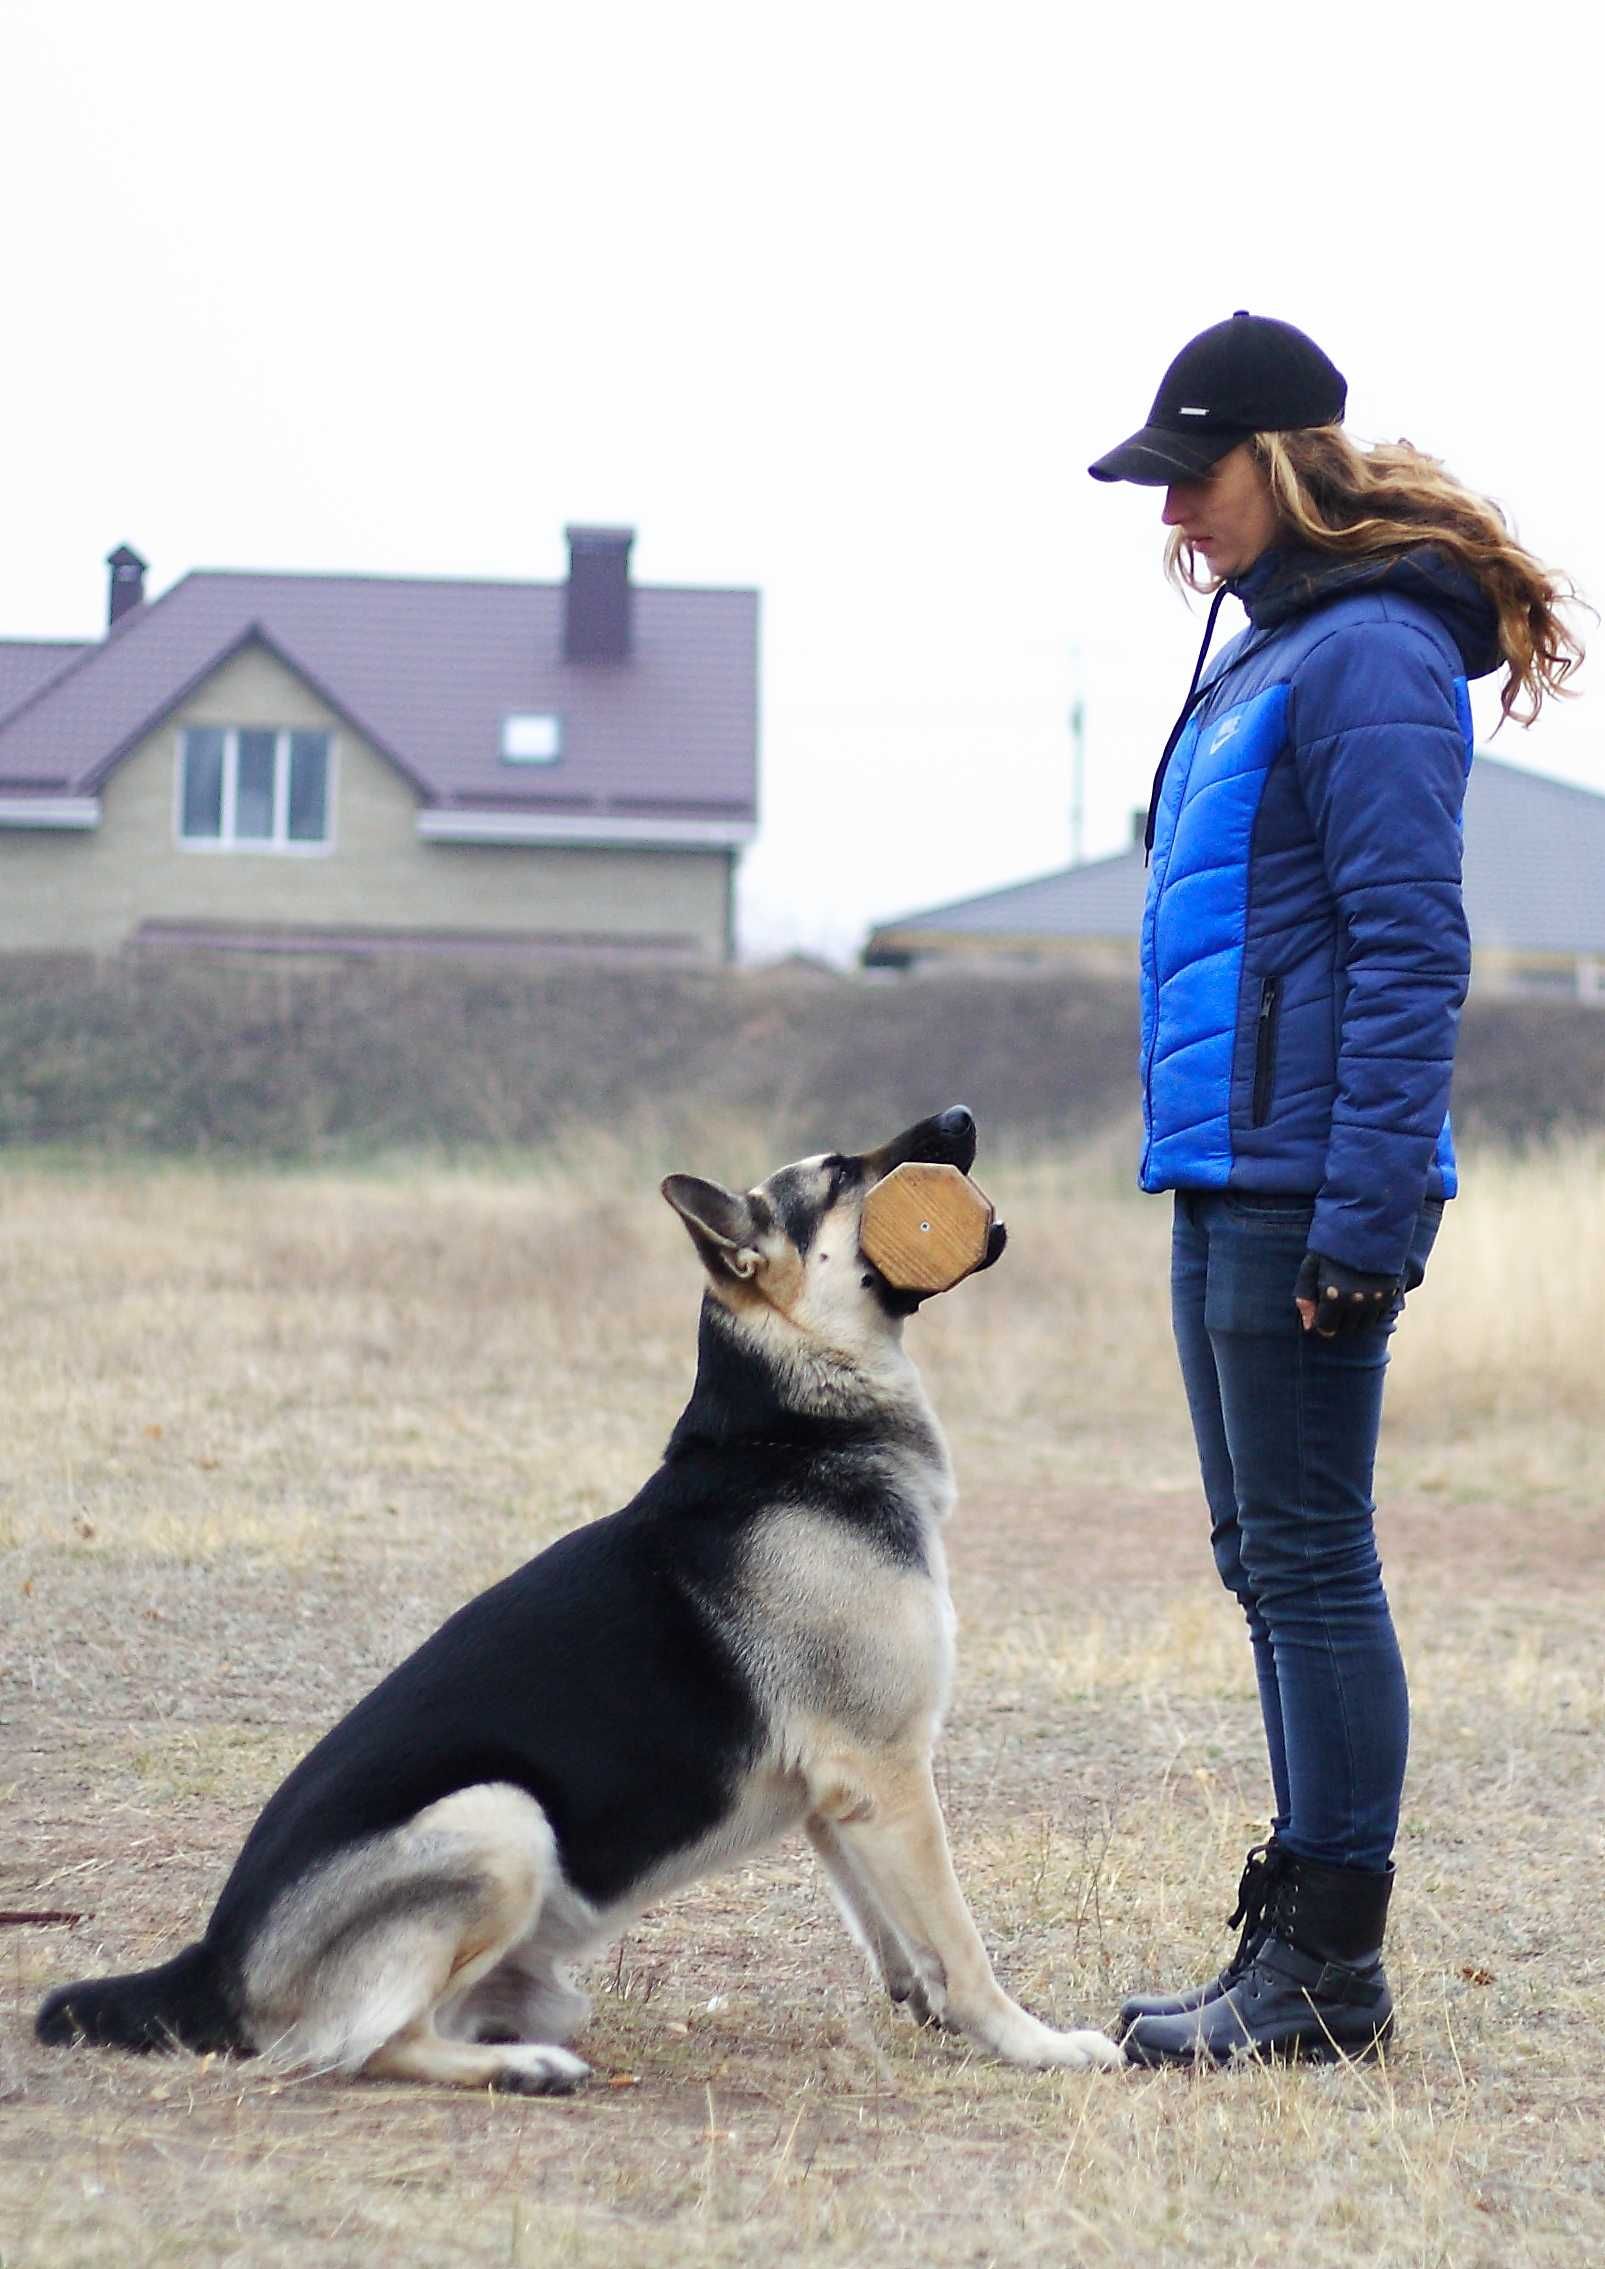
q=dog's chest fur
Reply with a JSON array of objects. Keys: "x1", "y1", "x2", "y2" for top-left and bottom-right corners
[
  {"x1": 729, "y1": 1483, "x2": 957, "y2": 1745},
  {"x1": 585, "y1": 1435, "x2": 959, "y2": 1931},
  {"x1": 669, "y1": 1295, "x2": 959, "y2": 1744}
]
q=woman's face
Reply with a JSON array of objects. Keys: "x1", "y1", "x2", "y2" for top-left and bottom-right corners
[{"x1": 1161, "y1": 445, "x2": 1280, "y2": 578}]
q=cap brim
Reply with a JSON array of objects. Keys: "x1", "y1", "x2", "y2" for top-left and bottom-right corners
[{"x1": 1087, "y1": 424, "x2": 1248, "y2": 485}]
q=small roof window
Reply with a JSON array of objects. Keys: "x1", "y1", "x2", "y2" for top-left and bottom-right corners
[{"x1": 501, "y1": 713, "x2": 563, "y2": 763}]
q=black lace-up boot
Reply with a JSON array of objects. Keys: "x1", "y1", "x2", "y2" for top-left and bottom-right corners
[
  {"x1": 1123, "y1": 1851, "x2": 1395, "y2": 2067},
  {"x1": 1116, "y1": 1839, "x2": 1284, "y2": 2040}
]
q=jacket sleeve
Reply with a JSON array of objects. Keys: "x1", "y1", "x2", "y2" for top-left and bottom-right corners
[{"x1": 1290, "y1": 617, "x2": 1471, "y2": 1278}]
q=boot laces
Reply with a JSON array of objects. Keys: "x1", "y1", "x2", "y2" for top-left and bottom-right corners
[{"x1": 1223, "y1": 1840, "x2": 1285, "y2": 1977}]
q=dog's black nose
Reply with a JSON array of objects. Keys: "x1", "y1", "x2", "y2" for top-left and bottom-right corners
[{"x1": 934, "y1": 1107, "x2": 975, "y2": 1143}]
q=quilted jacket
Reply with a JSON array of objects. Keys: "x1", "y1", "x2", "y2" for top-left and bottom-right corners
[{"x1": 1138, "y1": 543, "x2": 1502, "y2": 1277}]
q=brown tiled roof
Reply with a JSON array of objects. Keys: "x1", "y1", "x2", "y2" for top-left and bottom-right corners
[{"x1": 0, "y1": 570, "x2": 758, "y2": 820}]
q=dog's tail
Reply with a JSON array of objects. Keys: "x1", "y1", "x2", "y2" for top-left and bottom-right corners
[{"x1": 36, "y1": 1940, "x2": 244, "y2": 2055}]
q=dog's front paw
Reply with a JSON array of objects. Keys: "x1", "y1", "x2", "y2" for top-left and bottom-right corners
[
  {"x1": 983, "y1": 2010, "x2": 1126, "y2": 2070},
  {"x1": 1059, "y1": 2027, "x2": 1126, "y2": 2071}
]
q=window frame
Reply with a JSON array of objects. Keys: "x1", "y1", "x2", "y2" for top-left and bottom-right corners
[{"x1": 174, "y1": 726, "x2": 337, "y2": 855}]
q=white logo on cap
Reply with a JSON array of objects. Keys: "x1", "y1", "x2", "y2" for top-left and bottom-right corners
[{"x1": 1178, "y1": 406, "x2": 1210, "y2": 417}]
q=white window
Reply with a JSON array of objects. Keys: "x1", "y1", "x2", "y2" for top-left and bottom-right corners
[
  {"x1": 179, "y1": 728, "x2": 331, "y2": 849},
  {"x1": 501, "y1": 713, "x2": 562, "y2": 763}
]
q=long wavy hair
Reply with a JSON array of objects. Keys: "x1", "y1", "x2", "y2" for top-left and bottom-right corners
[{"x1": 1165, "y1": 425, "x2": 1587, "y2": 724}]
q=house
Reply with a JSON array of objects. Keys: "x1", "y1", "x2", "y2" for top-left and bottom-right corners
[
  {"x1": 863, "y1": 754, "x2": 1605, "y2": 1004},
  {"x1": 0, "y1": 531, "x2": 758, "y2": 962}
]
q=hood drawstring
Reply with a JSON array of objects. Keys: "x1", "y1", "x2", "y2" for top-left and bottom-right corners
[{"x1": 1142, "y1": 583, "x2": 1230, "y2": 863}]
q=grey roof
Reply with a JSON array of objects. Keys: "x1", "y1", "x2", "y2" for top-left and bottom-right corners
[
  {"x1": 868, "y1": 756, "x2": 1605, "y2": 958},
  {"x1": 1460, "y1": 756, "x2": 1605, "y2": 954},
  {"x1": 0, "y1": 569, "x2": 758, "y2": 819},
  {"x1": 873, "y1": 842, "x2": 1148, "y2": 944}
]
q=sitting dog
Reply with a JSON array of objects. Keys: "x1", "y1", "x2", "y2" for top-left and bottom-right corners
[{"x1": 38, "y1": 1107, "x2": 1122, "y2": 2091}]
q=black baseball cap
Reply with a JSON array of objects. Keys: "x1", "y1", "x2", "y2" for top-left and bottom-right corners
[{"x1": 1088, "y1": 311, "x2": 1347, "y2": 485}]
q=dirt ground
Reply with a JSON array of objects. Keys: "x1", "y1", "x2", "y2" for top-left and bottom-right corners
[{"x1": 2, "y1": 1155, "x2": 1602, "y2": 2267}]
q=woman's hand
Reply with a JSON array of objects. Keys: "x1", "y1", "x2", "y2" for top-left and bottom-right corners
[{"x1": 1294, "y1": 1252, "x2": 1401, "y2": 1337}]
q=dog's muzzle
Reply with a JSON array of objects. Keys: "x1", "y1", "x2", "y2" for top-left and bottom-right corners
[{"x1": 866, "y1": 1105, "x2": 978, "y2": 1186}]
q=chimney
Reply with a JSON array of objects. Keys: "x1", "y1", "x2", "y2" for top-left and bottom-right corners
[
  {"x1": 106, "y1": 544, "x2": 148, "y2": 628},
  {"x1": 563, "y1": 526, "x2": 634, "y2": 662}
]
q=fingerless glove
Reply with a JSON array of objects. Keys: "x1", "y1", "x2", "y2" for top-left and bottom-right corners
[{"x1": 1294, "y1": 1251, "x2": 1401, "y2": 1338}]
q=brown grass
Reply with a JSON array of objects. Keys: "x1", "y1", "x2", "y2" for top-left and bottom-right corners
[{"x1": 2, "y1": 1135, "x2": 1602, "y2": 2266}]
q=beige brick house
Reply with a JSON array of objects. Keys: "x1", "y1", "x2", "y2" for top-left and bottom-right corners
[{"x1": 0, "y1": 531, "x2": 757, "y2": 961}]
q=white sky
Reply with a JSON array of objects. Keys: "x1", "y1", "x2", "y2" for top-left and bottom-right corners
[{"x1": 4, "y1": 1, "x2": 1600, "y2": 961}]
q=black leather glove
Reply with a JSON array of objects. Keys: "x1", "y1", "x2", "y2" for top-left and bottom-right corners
[{"x1": 1294, "y1": 1251, "x2": 1401, "y2": 1338}]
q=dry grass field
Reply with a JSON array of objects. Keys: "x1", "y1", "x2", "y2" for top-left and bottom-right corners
[{"x1": 2, "y1": 1128, "x2": 1601, "y2": 2267}]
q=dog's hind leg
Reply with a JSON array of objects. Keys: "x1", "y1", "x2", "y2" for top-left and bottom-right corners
[
  {"x1": 367, "y1": 2026, "x2": 590, "y2": 2095},
  {"x1": 243, "y1": 1783, "x2": 592, "y2": 2093},
  {"x1": 811, "y1": 1753, "x2": 1123, "y2": 2071},
  {"x1": 442, "y1": 1941, "x2": 592, "y2": 2049}
]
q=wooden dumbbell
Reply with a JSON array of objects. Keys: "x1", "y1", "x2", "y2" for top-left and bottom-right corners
[{"x1": 859, "y1": 1162, "x2": 999, "y2": 1295}]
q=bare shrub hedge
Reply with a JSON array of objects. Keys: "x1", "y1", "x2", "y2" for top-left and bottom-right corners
[{"x1": 0, "y1": 951, "x2": 1598, "y2": 1157}]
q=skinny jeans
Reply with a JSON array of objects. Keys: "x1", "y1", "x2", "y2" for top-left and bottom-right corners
[{"x1": 1170, "y1": 1190, "x2": 1443, "y2": 1873}]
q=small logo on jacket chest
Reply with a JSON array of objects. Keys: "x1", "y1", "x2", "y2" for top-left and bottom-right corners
[{"x1": 1208, "y1": 712, "x2": 1243, "y2": 754}]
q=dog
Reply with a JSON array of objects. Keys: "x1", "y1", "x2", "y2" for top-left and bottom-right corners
[{"x1": 37, "y1": 1106, "x2": 1122, "y2": 2091}]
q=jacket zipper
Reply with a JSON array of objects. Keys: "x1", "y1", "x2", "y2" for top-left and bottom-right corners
[{"x1": 1252, "y1": 975, "x2": 1282, "y2": 1127}]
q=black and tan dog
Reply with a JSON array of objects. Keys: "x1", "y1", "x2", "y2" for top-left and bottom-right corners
[{"x1": 37, "y1": 1107, "x2": 1122, "y2": 2092}]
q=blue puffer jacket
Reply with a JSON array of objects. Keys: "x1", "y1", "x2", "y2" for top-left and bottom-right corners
[{"x1": 1139, "y1": 543, "x2": 1502, "y2": 1277}]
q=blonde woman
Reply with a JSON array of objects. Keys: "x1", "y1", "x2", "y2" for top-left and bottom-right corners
[{"x1": 1088, "y1": 313, "x2": 1583, "y2": 2066}]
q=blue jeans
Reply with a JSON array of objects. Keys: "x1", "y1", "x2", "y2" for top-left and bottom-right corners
[{"x1": 1170, "y1": 1190, "x2": 1443, "y2": 1872}]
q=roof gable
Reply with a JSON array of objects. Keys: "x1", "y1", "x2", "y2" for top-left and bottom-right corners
[{"x1": 75, "y1": 620, "x2": 434, "y2": 799}]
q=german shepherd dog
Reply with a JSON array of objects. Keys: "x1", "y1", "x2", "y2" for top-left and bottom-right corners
[{"x1": 37, "y1": 1108, "x2": 1122, "y2": 2092}]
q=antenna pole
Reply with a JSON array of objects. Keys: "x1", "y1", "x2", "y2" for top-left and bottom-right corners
[{"x1": 1068, "y1": 652, "x2": 1086, "y2": 865}]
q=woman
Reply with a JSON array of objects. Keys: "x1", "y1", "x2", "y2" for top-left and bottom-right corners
[{"x1": 1087, "y1": 312, "x2": 1583, "y2": 2067}]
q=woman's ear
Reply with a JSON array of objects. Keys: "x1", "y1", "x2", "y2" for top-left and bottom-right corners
[{"x1": 661, "y1": 1175, "x2": 764, "y2": 1282}]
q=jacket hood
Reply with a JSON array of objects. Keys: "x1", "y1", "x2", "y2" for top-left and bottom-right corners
[{"x1": 1231, "y1": 544, "x2": 1503, "y2": 681}]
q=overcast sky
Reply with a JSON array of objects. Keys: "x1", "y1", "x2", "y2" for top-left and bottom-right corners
[{"x1": 5, "y1": 1, "x2": 1599, "y2": 960}]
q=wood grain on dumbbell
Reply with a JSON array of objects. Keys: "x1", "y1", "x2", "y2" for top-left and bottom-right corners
[{"x1": 859, "y1": 1162, "x2": 995, "y2": 1293}]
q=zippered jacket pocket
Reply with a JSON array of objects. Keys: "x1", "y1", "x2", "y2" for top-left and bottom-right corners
[{"x1": 1252, "y1": 975, "x2": 1282, "y2": 1127}]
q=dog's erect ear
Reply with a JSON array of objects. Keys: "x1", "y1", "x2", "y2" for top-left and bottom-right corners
[{"x1": 661, "y1": 1175, "x2": 765, "y2": 1281}]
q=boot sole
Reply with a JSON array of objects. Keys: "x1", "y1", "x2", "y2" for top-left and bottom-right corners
[{"x1": 1123, "y1": 2019, "x2": 1395, "y2": 2071}]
